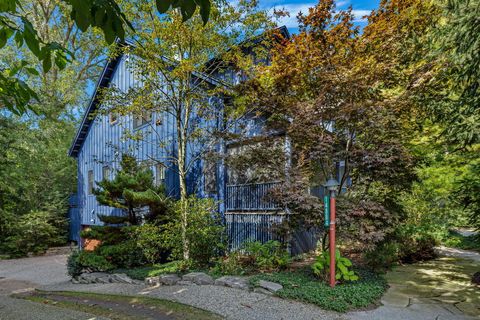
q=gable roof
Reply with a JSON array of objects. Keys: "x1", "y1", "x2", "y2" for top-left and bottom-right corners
[{"x1": 68, "y1": 43, "x2": 126, "y2": 158}]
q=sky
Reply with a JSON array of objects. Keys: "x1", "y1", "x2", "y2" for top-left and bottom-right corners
[{"x1": 260, "y1": 0, "x2": 380, "y2": 33}]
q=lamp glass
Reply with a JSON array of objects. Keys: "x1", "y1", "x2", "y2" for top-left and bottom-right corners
[{"x1": 325, "y1": 178, "x2": 339, "y2": 191}]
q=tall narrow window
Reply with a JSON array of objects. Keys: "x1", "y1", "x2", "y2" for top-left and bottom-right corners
[
  {"x1": 88, "y1": 170, "x2": 94, "y2": 194},
  {"x1": 204, "y1": 159, "x2": 217, "y2": 193},
  {"x1": 133, "y1": 111, "x2": 152, "y2": 129},
  {"x1": 109, "y1": 112, "x2": 118, "y2": 124},
  {"x1": 102, "y1": 166, "x2": 110, "y2": 180},
  {"x1": 155, "y1": 163, "x2": 166, "y2": 186}
]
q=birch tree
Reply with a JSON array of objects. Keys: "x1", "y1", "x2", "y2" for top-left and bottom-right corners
[{"x1": 102, "y1": 0, "x2": 274, "y2": 260}]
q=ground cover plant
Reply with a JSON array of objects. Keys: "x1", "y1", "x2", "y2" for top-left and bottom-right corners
[{"x1": 250, "y1": 267, "x2": 388, "y2": 312}]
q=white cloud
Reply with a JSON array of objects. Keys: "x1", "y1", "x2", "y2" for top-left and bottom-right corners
[
  {"x1": 351, "y1": 9, "x2": 372, "y2": 22},
  {"x1": 263, "y1": 2, "x2": 372, "y2": 29},
  {"x1": 269, "y1": 3, "x2": 314, "y2": 28}
]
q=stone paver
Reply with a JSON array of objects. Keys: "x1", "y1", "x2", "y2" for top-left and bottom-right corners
[{"x1": 347, "y1": 249, "x2": 480, "y2": 320}]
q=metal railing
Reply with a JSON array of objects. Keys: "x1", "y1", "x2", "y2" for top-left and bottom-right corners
[{"x1": 225, "y1": 181, "x2": 281, "y2": 211}]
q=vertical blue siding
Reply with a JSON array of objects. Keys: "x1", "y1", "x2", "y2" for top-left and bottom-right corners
[{"x1": 77, "y1": 55, "x2": 180, "y2": 226}]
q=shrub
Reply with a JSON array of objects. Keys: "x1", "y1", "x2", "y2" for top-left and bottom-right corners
[
  {"x1": 78, "y1": 251, "x2": 115, "y2": 272},
  {"x1": 67, "y1": 250, "x2": 116, "y2": 277},
  {"x1": 4, "y1": 211, "x2": 66, "y2": 256},
  {"x1": 213, "y1": 240, "x2": 290, "y2": 275},
  {"x1": 161, "y1": 197, "x2": 225, "y2": 267},
  {"x1": 67, "y1": 250, "x2": 83, "y2": 277},
  {"x1": 134, "y1": 223, "x2": 170, "y2": 264},
  {"x1": 364, "y1": 242, "x2": 399, "y2": 271},
  {"x1": 398, "y1": 233, "x2": 437, "y2": 263},
  {"x1": 243, "y1": 240, "x2": 291, "y2": 271},
  {"x1": 312, "y1": 249, "x2": 358, "y2": 282},
  {"x1": 211, "y1": 251, "x2": 246, "y2": 275}
]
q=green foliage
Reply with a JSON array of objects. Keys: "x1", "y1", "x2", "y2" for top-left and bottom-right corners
[
  {"x1": 77, "y1": 251, "x2": 116, "y2": 272},
  {"x1": 2, "y1": 211, "x2": 66, "y2": 256},
  {"x1": 94, "y1": 153, "x2": 170, "y2": 225},
  {"x1": 364, "y1": 242, "x2": 400, "y2": 271},
  {"x1": 134, "y1": 223, "x2": 168, "y2": 264},
  {"x1": 455, "y1": 162, "x2": 480, "y2": 233},
  {"x1": 312, "y1": 249, "x2": 358, "y2": 282},
  {"x1": 0, "y1": 0, "x2": 208, "y2": 115},
  {"x1": 442, "y1": 230, "x2": 480, "y2": 252},
  {"x1": 67, "y1": 250, "x2": 83, "y2": 277},
  {"x1": 212, "y1": 240, "x2": 290, "y2": 275},
  {"x1": 250, "y1": 268, "x2": 387, "y2": 312},
  {"x1": 160, "y1": 197, "x2": 225, "y2": 266},
  {"x1": 396, "y1": 226, "x2": 438, "y2": 264},
  {"x1": 242, "y1": 240, "x2": 291, "y2": 271},
  {"x1": 116, "y1": 261, "x2": 183, "y2": 280}
]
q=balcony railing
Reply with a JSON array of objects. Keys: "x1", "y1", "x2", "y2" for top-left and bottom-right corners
[{"x1": 226, "y1": 181, "x2": 281, "y2": 211}]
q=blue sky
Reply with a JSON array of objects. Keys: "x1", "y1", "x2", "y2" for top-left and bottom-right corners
[{"x1": 260, "y1": 0, "x2": 380, "y2": 33}]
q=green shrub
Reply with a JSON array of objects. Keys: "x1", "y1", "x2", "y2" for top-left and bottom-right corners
[
  {"x1": 398, "y1": 233, "x2": 437, "y2": 263},
  {"x1": 364, "y1": 242, "x2": 399, "y2": 271},
  {"x1": 161, "y1": 197, "x2": 225, "y2": 267},
  {"x1": 67, "y1": 250, "x2": 83, "y2": 277},
  {"x1": 312, "y1": 249, "x2": 358, "y2": 282},
  {"x1": 134, "y1": 223, "x2": 169, "y2": 264},
  {"x1": 243, "y1": 240, "x2": 291, "y2": 271},
  {"x1": 4, "y1": 211, "x2": 66, "y2": 256},
  {"x1": 212, "y1": 240, "x2": 290, "y2": 275},
  {"x1": 78, "y1": 251, "x2": 115, "y2": 272},
  {"x1": 211, "y1": 251, "x2": 246, "y2": 276}
]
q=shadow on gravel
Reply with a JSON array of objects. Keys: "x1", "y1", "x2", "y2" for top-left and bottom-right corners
[{"x1": 13, "y1": 290, "x2": 223, "y2": 320}]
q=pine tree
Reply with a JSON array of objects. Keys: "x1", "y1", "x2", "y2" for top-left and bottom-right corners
[{"x1": 94, "y1": 154, "x2": 169, "y2": 225}]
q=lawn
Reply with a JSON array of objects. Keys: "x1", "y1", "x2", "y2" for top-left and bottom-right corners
[
  {"x1": 250, "y1": 267, "x2": 388, "y2": 312},
  {"x1": 19, "y1": 290, "x2": 222, "y2": 320}
]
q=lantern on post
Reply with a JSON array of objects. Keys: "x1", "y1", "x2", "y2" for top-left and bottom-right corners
[{"x1": 324, "y1": 177, "x2": 339, "y2": 288}]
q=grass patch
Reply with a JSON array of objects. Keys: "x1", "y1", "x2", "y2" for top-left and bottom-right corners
[
  {"x1": 115, "y1": 260, "x2": 183, "y2": 280},
  {"x1": 250, "y1": 267, "x2": 387, "y2": 312},
  {"x1": 20, "y1": 290, "x2": 222, "y2": 320},
  {"x1": 443, "y1": 231, "x2": 480, "y2": 252}
]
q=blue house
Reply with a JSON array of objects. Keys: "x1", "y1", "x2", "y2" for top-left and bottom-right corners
[{"x1": 68, "y1": 27, "x2": 317, "y2": 254}]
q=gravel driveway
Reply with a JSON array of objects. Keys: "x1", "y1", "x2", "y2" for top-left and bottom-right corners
[{"x1": 0, "y1": 254, "x2": 103, "y2": 320}]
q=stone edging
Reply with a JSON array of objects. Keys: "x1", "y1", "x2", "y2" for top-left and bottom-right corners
[{"x1": 73, "y1": 272, "x2": 283, "y2": 294}]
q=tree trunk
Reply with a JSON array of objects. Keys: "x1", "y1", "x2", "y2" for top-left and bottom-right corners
[{"x1": 177, "y1": 108, "x2": 190, "y2": 261}]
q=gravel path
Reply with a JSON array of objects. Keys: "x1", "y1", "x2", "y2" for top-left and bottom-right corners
[{"x1": 42, "y1": 281, "x2": 345, "y2": 320}]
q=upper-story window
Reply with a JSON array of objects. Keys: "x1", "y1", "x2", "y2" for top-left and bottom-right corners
[
  {"x1": 133, "y1": 111, "x2": 152, "y2": 129},
  {"x1": 155, "y1": 163, "x2": 166, "y2": 186},
  {"x1": 204, "y1": 159, "x2": 217, "y2": 193},
  {"x1": 88, "y1": 170, "x2": 94, "y2": 194}
]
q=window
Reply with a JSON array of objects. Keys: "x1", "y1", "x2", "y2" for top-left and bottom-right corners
[
  {"x1": 102, "y1": 166, "x2": 110, "y2": 180},
  {"x1": 133, "y1": 111, "x2": 152, "y2": 129},
  {"x1": 204, "y1": 159, "x2": 217, "y2": 193},
  {"x1": 88, "y1": 170, "x2": 94, "y2": 194},
  {"x1": 155, "y1": 163, "x2": 166, "y2": 186},
  {"x1": 109, "y1": 112, "x2": 118, "y2": 124}
]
